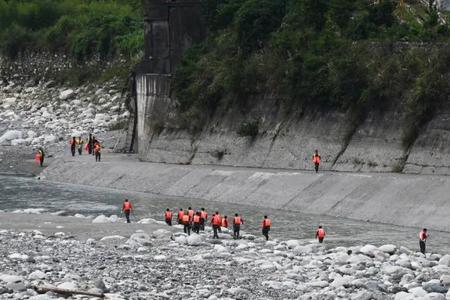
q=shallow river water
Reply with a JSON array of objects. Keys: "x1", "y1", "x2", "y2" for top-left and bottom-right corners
[{"x1": 2, "y1": 174, "x2": 450, "y2": 254}]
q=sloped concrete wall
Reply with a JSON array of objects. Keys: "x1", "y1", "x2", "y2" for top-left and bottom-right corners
[{"x1": 43, "y1": 155, "x2": 450, "y2": 232}]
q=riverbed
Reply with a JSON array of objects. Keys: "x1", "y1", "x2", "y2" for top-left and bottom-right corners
[{"x1": 2, "y1": 175, "x2": 450, "y2": 254}]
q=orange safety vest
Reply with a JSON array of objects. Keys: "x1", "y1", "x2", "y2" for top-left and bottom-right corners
[
  {"x1": 177, "y1": 211, "x2": 184, "y2": 220},
  {"x1": 165, "y1": 211, "x2": 172, "y2": 220},
  {"x1": 316, "y1": 228, "x2": 326, "y2": 238},
  {"x1": 193, "y1": 215, "x2": 200, "y2": 223},
  {"x1": 313, "y1": 154, "x2": 321, "y2": 164},
  {"x1": 234, "y1": 216, "x2": 242, "y2": 225},
  {"x1": 123, "y1": 202, "x2": 132, "y2": 211},
  {"x1": 188, "y1": 210, "x2": 194, "y2": 218},
  {"x1": 94, "y1": 144, "x2": 101, "y2": 153},
  {"x1": 212, "y1": 215, "x2": 221, "y2": 226},
  {"x1": 201, "y1": 211, "x2": 208, "y2": 220},
  {"x1": 262, "y1": 219, "x2": 271, "y2": 228},
  {"x1": 182, "y1": 214, "x2": 190, "y2": 224},
  {"x1": 419, "y1": 231, "x2": 428, "y2": 241},
  {"x1": 222, "y1": 219, "x2": 228, "y2": 228}
]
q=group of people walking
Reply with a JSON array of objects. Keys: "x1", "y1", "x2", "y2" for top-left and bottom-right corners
[
  {"x1": 123, "y1": 199, "x2": 430, "y2": 253},
  {"x1": 69, "y1": 133, "x2": 102, "y2": 162}
]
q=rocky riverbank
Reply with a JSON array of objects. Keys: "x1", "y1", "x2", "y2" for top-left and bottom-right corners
[
  {"x1": 1, "y1": 213, "x2": 450, "y2": 300},
  {"x1": 0, "y1": 78, "x2": 129, "y2": 175}
]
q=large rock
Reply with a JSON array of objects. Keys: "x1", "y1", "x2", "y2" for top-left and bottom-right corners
[
  {"x1": 59, "y1": 89, "x2": 75, "y2": 100},
  {"x1": 359, "y1": 244, "x2": 378, "y2": 257},
  {"x1": 423, "y1": 280, "x2": 449, "y2": 294},
  {"x1": 186, "y1": 233, "x2": 204, "y2": 246},
  {"x1": 440, "y1": 255, "x2": 450, "y2": 267},
  {"x1": 0, "y1": 130, "x2": 22, "y2": 144},
  {"x1": 126, "y1": 232, "x2": 152, "y2": 247},
  {"x1": 379, "y1": 244, "x2": 397, "y2": 255}
]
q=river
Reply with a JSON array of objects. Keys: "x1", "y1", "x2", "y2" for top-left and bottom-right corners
[{"x1": 2, "y1": 174, "x2": 450, "y2": 254}]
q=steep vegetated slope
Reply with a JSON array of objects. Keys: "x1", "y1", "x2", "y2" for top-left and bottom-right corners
[
  {"x1": 143, "y1": 0, "x2": 450, "y2": 174},
  {"x1": 0, "y1": 0, "x2": 143, "y2": 84}
]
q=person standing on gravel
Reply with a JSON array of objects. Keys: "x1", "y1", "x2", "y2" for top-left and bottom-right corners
[
  {"x1": 36, "y1": 147, "x2": 45, "y2": 167},
  {"x1": 88, "y1": 133, "x2": 93, "y2": 155},
  {"x1": 94, "y1": 141, "x2": 101, "y2": 162},
  {"x1": 70, "y1": 137, "x2": 76, "y2": 157},
  {"x1": 177, "y1": 208, "x2": 184, "y2": 224},
  {"x1": 200, "y1": 208, "x2": 208, "y2": 231},
  {"x1": 212, "y1": 212, "x2": 222, "y2": 239},
  {"x1": 122, "y1": 199, "x2": 132, "y2": 223},
  {"x1": 165, "y1": 208, "x2": 172, "y2": 226},
  {"x1": 419, "y1": 228, "x2": 428, "y2": 254},
  {"x1": 77, "y1": 137, "x2": 84, "y2": 155},
  {"x1": 182, "y1": 211, "x2": 191, "y2": 235},
  {"x1": 262, "y1": 216, "x2": 271, "y2": 241},
  {"x1": 315, "y1": 226, "x2": 326, "y2": 243},
  {"x1": 192, "y1": 212, "x2": 201, "y2": 234},
  {"x1": 233, "y1": 213, "x2": 243, "y2": 239}
]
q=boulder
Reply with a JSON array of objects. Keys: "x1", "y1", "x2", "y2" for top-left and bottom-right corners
[
  {"x1": 59, "y1": 89, "x2": 75, "y2": 100},
  {"x1": 423, "y1": 280, "x2": 449, "y2": 293},
  {"x1": 186, "y1": 234, "x2": 204, "y2": 246},
  {"x1": 359, "y1": 244, "x2": 378, "y2": 257},
  {"x1": 379, "y1": 244, "x2": 397, "y2": 255},
  {"x1": 0, "y1": 130, "x2": 22, "y2": 144},
  {"x1": 440, "y1": 255, "x2": 450, "y2": 267}
]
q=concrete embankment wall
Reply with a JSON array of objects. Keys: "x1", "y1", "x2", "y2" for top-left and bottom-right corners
[{"x1": 43, "y1": 154, "x2": 450, "y2": 232}]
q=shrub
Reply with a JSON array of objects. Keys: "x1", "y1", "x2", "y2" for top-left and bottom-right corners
[{"x1": 237, "y1": 120, "x2": 259, "y2": 138}]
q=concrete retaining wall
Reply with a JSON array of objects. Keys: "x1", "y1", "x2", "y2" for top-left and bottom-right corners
[{"x1": 42, "y1": 154, "x2": 450, "y2": 232}]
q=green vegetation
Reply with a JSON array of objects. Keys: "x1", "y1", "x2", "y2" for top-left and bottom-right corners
[
  {"x1": 0, "y1": 0, "x2": 143, "y2": 60},
  {"x1": 237, "y1": 120, "x2": 259, "y2": 138},
  {"x1": 174, "y1": 0, "x2": 450, "y2": 147}
]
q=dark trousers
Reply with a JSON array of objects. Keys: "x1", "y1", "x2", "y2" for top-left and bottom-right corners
[
  {"x1": 40, "y1": 158, "x2": 44, "y2": 167},
  {"x1": 233, "y1": 225, "x2": 240, "y2": 239},
  {"x1": 95, "y1": 152, "x2": 101, "y2": 162},
  {"x1": 184, "y1": 223, "x2": 191, "y2": 235},
  {"x1": 124, "y1": 211, "x2": 130, "y2": 223},
  {"x1": 200, "y1": 218, "x2": 205, "y2": 231},
  {"x1": 71, "y1": 146, "x2": 76, "y2": 156},
  {"x1": 318, "y1": 237, "x2": 324, "y2": 243},
  {"x1": 193, "y1": 223, "x2": 200, "y2": 234},
  {"x1": 78, "y1": 147, "x2": 82, "y2": 155},
  {"x1": 165, "y1": 219, "x2": 172, "y2": 226},
  {"x1": 178, "y1": 218, "x2": 182, "y2": 224},
  {"x1": 420, "y1": 241, "x2": 426, "y2": 254},
  {"x1": 213, "y1": 225, "x2": 220, "y2": 239},
  {"x1": 262, "y1": 227, "x2": 270, "y2": 240},
  {"x1": 315, "y1": 163, "x2": 319, "y2": 173}
]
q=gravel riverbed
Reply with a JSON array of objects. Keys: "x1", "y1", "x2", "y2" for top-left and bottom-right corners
[{"x1": 1, "y1": 214, "x2": 450, "y2": 300}]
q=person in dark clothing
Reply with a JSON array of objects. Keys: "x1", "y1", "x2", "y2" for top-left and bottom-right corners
[
  {"x1": 70, "y1": 137, "x2": 76, "y2": 157},
  {"x1": 419, "y1": 228, "x2": 428, "y2": 254},
  {"x1": 182, "y1": 212, "x2": 191, "y2": 235},
  {"x1": 88, "y1": 134, "x2": 93, "y2": 155}
]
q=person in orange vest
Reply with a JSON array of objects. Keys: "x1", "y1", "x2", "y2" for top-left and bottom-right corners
[
  {"x1": 164, "y1": 208, "x2": 172, "y2": 226},
  {"x1": 177, "y1": 208, "x2": 184, "y2": 224},
  {"x1": 94, "y1": 141, "x2": 102, "y2": 162},
  {"x1": 188, "y1": 207, "x2": 195, "y2": 222},
  {"x1": 419, "y1": 228, "x2": 428, "y2": 254},
  {"x1": 70, "y1": 137, "x2": 76, "y2": 157},
  {"x1": 192, "y1": 212, "x2": 201, "y2": 234},
  {"x1": 200, "y1": 208, "x2": 208, "y2": 231},
  {"x1": 233, "y1": 213, "x2": 243, "y2": 239},
  {"x1": 222, "y1": 215, "x2": 229, "y2": 229},
  {"x1": 211, "y1": 212, "x2": 222, "y2": 239},
  {"x1": 35, "y1": 147, "x2": 45, "y2": 167},
  {"x1": 312, "y1": 149, "x2": 321, "y2": 173},
  {"x1": 122, "y1": 199, "x2": 132, "y2": 223},
  {"x1": 315, "y1": 225, "x2": 326, "y2": 243},
  {"x1": 262, "y1": 215, "x2": 271, "y2": 241},
  {"x1": 182, "y1": 211, "x2": 191, "y2": 235}
]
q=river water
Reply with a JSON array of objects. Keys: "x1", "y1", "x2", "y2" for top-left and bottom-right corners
[{"x1": 2, "y1": 174, "x2": 450, "y2": 254}]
